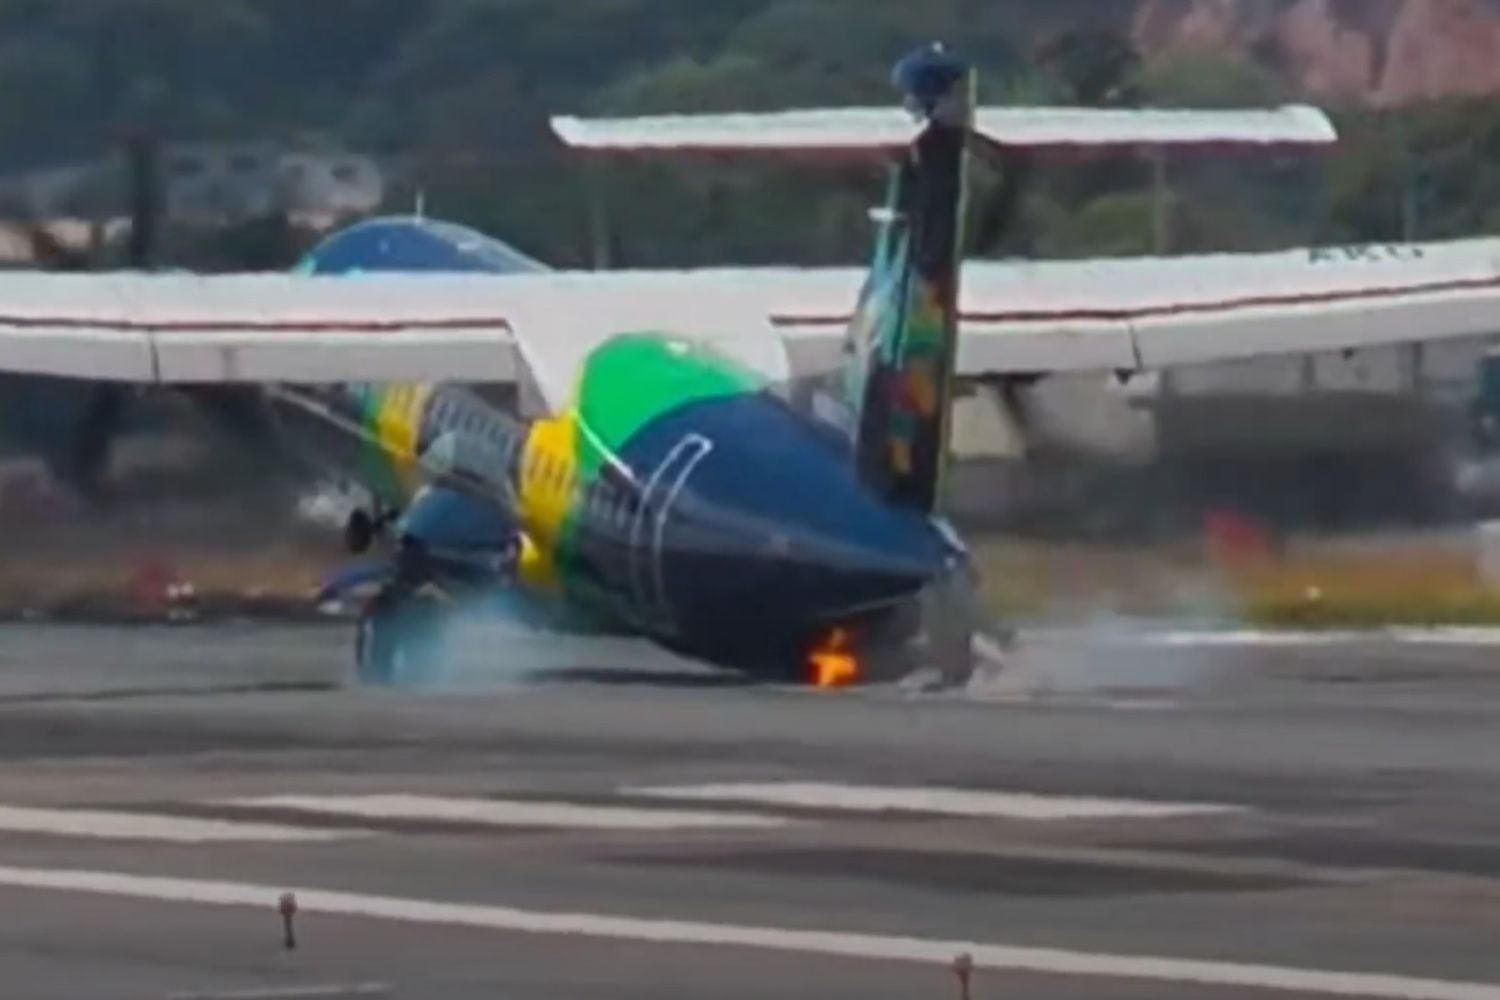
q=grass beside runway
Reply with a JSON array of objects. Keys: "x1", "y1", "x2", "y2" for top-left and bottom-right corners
[
  {"x1": 1, "y1": 529, "x2": 1499, "y2": 630},
  {"x1": 972, "y1": 534, "x2": 1500, "y2": 629},
  {"x1": 0, "y1": 543, "x2": 337, "y2": 622}
]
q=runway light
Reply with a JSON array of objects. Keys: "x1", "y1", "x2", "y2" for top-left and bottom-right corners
[
  {"x1": 809, "y1": 628, "x2": 859, "y2": 688},
  {"x1": 278, "y1": 891, "x2": 298, "y2": 950},
  {"x1": 951, "y1": 951, "x2": 974, "y2": 999}
]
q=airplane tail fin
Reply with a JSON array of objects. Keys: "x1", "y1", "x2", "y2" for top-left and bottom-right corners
[{"x1": 835, "y1": 44, "x2": 972, "y2": 513}]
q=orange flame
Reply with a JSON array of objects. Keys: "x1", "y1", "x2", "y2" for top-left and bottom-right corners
[{"x1": 809, "y1": 627, "x2": 860, "y2": 688}]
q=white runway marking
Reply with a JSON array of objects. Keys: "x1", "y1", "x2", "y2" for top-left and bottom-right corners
[
  {"x1": 223, "y1": 794, "x2": 792, "y2": 830},
  {"x1": 168, "y1": 986, "x2": 390, "y2": 1000},
  {"x1": 623, "y1": 782, "x2": 1242, "y2": 820},
  {"x1": 0, "y1": 864, "x2": 1492, "y2": 999},
  {"x1": 1145, "y1": 628, "x2": 1500, "y2": 648},
  {"x1": 0, "y1": 805, "x2": 368, "y2": 843}
]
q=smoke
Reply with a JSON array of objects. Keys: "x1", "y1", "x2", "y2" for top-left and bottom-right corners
[{"x1": 370, "y1": 594, "x2": 721, "y2": 693}]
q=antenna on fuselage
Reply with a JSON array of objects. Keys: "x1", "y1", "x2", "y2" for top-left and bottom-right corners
[{"x1": 414, "y1": 188, "x2": 427, "y2": 219}]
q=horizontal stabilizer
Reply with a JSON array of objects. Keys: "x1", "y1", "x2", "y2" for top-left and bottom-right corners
[{"x1": 550, "y1": 105, "x2": 1336, "y2": 156}]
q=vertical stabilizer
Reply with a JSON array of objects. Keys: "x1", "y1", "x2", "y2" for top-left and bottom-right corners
[{"x1": 839, "y1": 44, "x2": 973, "y2": 513}]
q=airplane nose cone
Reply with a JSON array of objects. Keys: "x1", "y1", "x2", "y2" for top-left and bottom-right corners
[
  {"x1": 633, "y1": 395, "x2": 955, "y2": 632},
  {"x1": 759, "y1": 497, "x2": 949, "y2": 618}
]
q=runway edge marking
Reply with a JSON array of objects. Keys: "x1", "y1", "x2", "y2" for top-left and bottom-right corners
[
  {"x1": 621, "y1": 782, "x2": 1244, "y2": 820},
  {"x1": 219, "y1": 794, "x2": 795, "y2": 830},
  {"x1": 0, "y1": 864, "x2": 1490, "y2": 1000},
  {"x1": 0, "y1": 805, "x2": 373, "y2": 843}
]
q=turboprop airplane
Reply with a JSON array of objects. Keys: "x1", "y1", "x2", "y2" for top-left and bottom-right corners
[{"x1": 4, "y1": 43, "x2": 1500, "y2": 688}]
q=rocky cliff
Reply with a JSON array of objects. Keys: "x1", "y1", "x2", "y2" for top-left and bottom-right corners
[{"x1": 1134, "y1": 0, "x2": 1500, "y2": 105}]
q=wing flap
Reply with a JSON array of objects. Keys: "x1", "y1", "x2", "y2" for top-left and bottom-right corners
[
  {"x1": 0, "y1": 326, "x2": 156, "y2": 380},
  {"x1": 1134, "y1": 283, "x2": 1500, "y2": 369}
]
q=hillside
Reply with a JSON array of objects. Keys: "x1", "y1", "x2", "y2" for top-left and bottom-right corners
[
  {"x1": 1136, "y1": 0, "x2": 1500, "y2": 106},
  {"x1": 0, "y1": 1, "x2": 1495, "y2": 268}
]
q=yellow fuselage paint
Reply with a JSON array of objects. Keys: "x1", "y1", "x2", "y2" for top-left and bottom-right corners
[
  {"x1": 370, "y1": 383, "x2": 434, "y2": 503},
  {"x1": 354, "y1": 381, "x2": 576, "y2": 602},
  {"x1": 514, "y1": 413, "x2": 580, "y2": 593}
]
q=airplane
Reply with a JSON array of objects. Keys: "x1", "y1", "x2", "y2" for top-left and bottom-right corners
[{"x1": 4, "y1": 43, "x2": 1500, "y2": 689}]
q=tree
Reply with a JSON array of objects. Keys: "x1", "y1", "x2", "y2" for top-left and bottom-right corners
[
  {"x1": 1036, "y1": 28, "x2": 1141, "y2": 106},
  {"x1": 1137, "y1": 47, "x2": 1286, "y2": 108}
]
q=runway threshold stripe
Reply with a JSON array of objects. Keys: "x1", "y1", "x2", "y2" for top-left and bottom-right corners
[
  {"x1": 0, "y1": 865, "x2": 1492, "y2": 1000},
  {"x1": 0, "y1": 806, "x2": 370, "y2": 843},
  {"x1": 221, "y1": 794, "x2": 792, "y2": 830},
  {"x1": 623, "y1": 783, "x2": 1241, "y2": 820}
]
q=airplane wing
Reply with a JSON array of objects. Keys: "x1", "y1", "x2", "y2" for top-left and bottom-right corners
[
  {"x1": 0, "y1": 239, "x2": 1497, "y2": 405},
  {"x1": 777, "y1": 238, "x2": 1500, "y2": 377}
]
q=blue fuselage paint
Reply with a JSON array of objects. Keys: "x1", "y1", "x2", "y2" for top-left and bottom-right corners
[
  {"x1": 583, "y1": 391, "x2": 954, "y2": 671},
  {"x1": 297, "y1": 216, "x2": 549, "y2": 276},
  {"x1": 284, "y1": 216, "x2": 955, "y2": 677}
]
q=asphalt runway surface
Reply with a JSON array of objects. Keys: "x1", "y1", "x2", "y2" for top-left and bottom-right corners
[{"x1": 2, "y1": 620, "x2": 1500, "y2": 998}]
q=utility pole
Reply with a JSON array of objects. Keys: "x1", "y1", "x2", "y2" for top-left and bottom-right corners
[
  {"x1": 1393, "y1": 112, "x2": 1418, "y2": 242},
  {"x1": 584, "y1": 159, "x2": 611, "y2": 270},
  {"x1": 120, "y1": 129, "x2": 160, "y2": 270},
  {"x1": 1149, "y1": 148, "x2": 1170, "y2": 254}
]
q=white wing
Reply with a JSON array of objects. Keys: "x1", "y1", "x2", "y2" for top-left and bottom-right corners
[
  {"x1": 0, "y1": 239, "x2": 1497, "y2": 406},
  {"x1": 776, "y1": 238, "x2": 1500, "y2": 376},
  {"x1": 0, "y1": 270, "x2": 798, "y2": 411}
]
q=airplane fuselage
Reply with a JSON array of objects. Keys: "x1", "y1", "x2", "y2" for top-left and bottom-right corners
[
  {"x1": 274, "y1": 215, "x2": 962, "y2": 678},
  {"x1": 266, "y1": 338, "x2": 956, "y2": 679}
]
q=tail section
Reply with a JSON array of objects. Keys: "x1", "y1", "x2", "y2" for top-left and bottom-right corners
[
  {"x1": 547, "y1": 44, "x2": 1337, "y2": 513},
  {"x1": 839, "y1": 45, "x2": 973, "y2": 513}
]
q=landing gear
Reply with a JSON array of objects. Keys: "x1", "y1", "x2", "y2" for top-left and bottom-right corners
[
  {"x1": 350, "y1": 538, "x2": 446, "y2": 687},
  {"x1": 354, "y1": 588, "x2": 445, "y2": 686},
  {"x1": 344, "y1": 509, "x2": 375, "y2": 554}
]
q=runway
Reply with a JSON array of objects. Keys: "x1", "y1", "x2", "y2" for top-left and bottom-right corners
[{"x1": 2, "y1": 622, "x2": 1500, "y2": 998}]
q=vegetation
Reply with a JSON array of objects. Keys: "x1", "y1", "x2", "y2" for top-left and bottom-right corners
[
  {"x1": 0, "y1": 2, "x2": 1493, "y2": 266},
  {"x1": 972, "y1": 535, "x2": 1500, "y2": 627}
]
